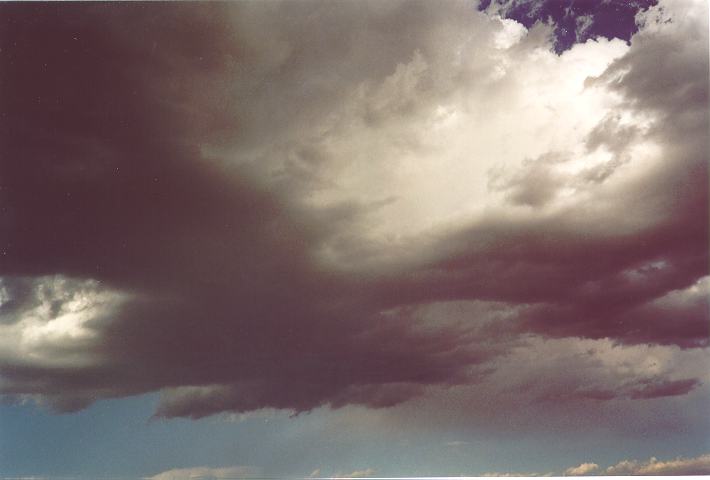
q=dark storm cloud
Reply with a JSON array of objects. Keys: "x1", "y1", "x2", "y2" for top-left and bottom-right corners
[
  {"x1": 368, "y1": 192, "x2": 708, "y2": 347},
  {"x1": 627, "y1": 377, "x2": 700, "y2": 399},
  {"x1": 536, "y1": 375, "x2": 701, "y2": 402},
  {"x1": 0, "y1": 0, "x2": 707, "y2": 419},
  {"x1": 0, "y1": 0, "x2": 519, "y2": 417}
]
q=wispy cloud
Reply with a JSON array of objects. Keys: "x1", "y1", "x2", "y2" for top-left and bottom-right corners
[{"x1": 331, "y1": 468, "x2": 376, "y2": 479}]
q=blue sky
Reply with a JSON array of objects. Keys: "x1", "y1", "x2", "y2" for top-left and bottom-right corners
[{"x1": 3, "y1": 384, "x2": 710, "y2": 477}]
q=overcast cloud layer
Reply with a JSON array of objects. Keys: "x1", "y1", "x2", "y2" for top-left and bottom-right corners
[{"x1": 0, "y1": 0, "x2": 707, "y2": 441}]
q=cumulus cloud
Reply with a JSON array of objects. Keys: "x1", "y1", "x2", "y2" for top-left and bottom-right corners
[
  {"x1": 482, "y1": 471, "x2": 551, "y2": 477},
  {"x1": 482, "y1": 452, "x2": 710, "y2": 476},
  {"x1": 564, "y1": 463, "x2": 599, "y2": 476},
  {"x1": 0, "y1": 0, "x2": 706, "y2": 424},
  {"x1": 605, "y1": 453, "x2": 710, "y2": 476},
  {"x1": 148, "y1": 466, "x2": 260, "y2": 480},
  {"x1": 479, "y1": 0, "x2": 658, "y2": 53}
]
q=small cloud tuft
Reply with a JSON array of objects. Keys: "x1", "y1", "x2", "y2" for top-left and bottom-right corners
[
  {"x1": 332, "y1": 468, "x2": 376, "y2": 478},
  {"x1": 564, "y1": 462, "x2": 599, "y2": 476}
]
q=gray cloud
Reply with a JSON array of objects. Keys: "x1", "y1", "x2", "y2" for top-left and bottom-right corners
[{"x1": 0, "y1": 0, "x2": 707, "y2": 422}]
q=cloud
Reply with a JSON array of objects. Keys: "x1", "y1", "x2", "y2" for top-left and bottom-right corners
[
  {"x1": 482, "y1": 471, "x2": 551, "y2": 477},
  {"x1": 148, "y1": 466, "x2": 260, "y2": 480},
  {"x1": 0, "y1": 0, "x2": 707, "y2": 423},
  {"x1": 479, "y1": 0, "x2": 658, "y2": 53},
  {"x1": 338, "y1": 334, "x2": 710, "y2": 440},
  {"x1": 606, "y1": 453, "x2": 710, "y2": 476},
  {"x1": 482, "y1": 452, "x2": 710, "y2": 476},
  {"x1": 564, "y1": 463, "x2": 599, "y2": 476},
  {"x1": 332, "y1": 468, "x2": 375, "y2": 478}
]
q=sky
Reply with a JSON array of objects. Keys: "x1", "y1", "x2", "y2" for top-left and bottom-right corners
[{"x1": 0, "y1": 0, "x2": 708, "y2": 478}]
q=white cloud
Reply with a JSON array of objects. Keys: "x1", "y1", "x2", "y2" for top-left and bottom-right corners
[
  {"x1": 481, "y1": 452, "x2": 710, "y2": 476},
  {"x1": 148, "y1": 466, "x2": 260, "y2": 480},
  {"x1": 492, "y1": 16, "x2": 527, "y2": 49},
  {"x1": 574, "y1": 15, "x2": 594, "y2": 42},
  {"x1": 301, "y1": 33, "x2": 630, "y2": 261},
  {"x1": 0, "y1": 275, "x2": 127, "y2": 369},
  {"x1": 606, "y1": 453, "x2": 710, "y2": 475},
  {"x1": 331, "y1": 468, "x2": 376, "y2": 478},
  {"x1": 564, "y1": 462, "x2": 599, "y2": 476},
  {"x1": 482, "y1": 470, "x2": 552, "y2": 477},
  {"x1": 208, "y1": 2, "x2": 632, "y2": 272}
]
